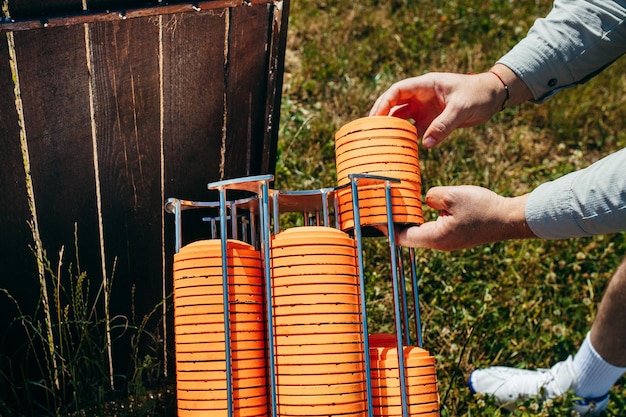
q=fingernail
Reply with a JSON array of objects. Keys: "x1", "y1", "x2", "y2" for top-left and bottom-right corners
[{"x1": 423, "y1": 137, "x2": 437, "y2": 148}]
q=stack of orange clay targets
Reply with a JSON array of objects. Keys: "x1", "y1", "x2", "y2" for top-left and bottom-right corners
[
  {"x1": 369, "y1": 334, "x2": 439, "y2": 417},
  {"x1": 173, "y1": 240, "x2": 268, "y2": 416},
  {"x1": 334, "y1": 116, "x2": 424, "y2": 232},
  {"x1": 271, "y1": 226, "x2": 367, "y2": 417},
  {"x1": 169, "y1": 115, "x2": 439, "y2": 416}
]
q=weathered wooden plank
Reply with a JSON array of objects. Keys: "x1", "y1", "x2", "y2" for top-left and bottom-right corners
[
  {"x1": 12, "y1": 25, "x2": 103, "y2": 303},
  {"x1": 223, "y1": 3, "x2": 272, "y2": 180},
  {"x1": 161, "y1": 10, "x2": 227, "y2": 199},
  {"x1": 0, "y1": 32, "x2": 40, "y2": 345},
  {"x1": 88, "y1": 17, "x2": 164, "y2": 332},
  {"x1": 0, "y1": 1, "x2": 275, "y2": 33},
  {"x1": 263, "y1": 0, "x2": 289, "y2": 175}
]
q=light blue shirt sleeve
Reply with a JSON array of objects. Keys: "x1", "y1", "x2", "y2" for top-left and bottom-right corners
[
  {"x1": 525, "y1": 148, "x2": 626, "y2": 239},
  {"x1": 497, "y1": 0, "x2": 626, "y2": 102}
]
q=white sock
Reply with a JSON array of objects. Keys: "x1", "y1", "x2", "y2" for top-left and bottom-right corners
[{"x1": 572, "y1": 332, "x2": 626, "y2": 399}]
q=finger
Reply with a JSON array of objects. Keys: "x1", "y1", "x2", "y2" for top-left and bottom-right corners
[
  {"x1": 369, "y1": 92, "x2": 394, "y2": 116},
  {"x1": 421, "y1": 107, "x2": 463, "y2": 148},
  {"x1": 396, "y1": 223, "x2": 439, "y2": 249},
  {"x1": 423, "y1": 186, "x2": 454, "y2": 213}
]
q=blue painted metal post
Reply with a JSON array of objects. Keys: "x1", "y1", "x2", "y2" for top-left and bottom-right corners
[
  {"x1": 384, "y1": 180, "x2": 409, "y2": 417},
  {"x1": 217, "y1": 186, "x2": 234, "y2": 417},
  {"x1": 349, "y1": 176, "x2": 374, "y2": 417}
]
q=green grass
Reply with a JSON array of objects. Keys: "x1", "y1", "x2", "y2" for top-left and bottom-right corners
[{"x1": 277, "y1": 0, "x2": 626, "y2": 415}]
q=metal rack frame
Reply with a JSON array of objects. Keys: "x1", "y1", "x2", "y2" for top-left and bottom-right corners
[{"x1": 165, "y1": 173, "x2": 425, "y2": 417}]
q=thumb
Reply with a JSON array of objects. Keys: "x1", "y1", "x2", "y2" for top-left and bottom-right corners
[
  {"x1": 423, "y1": 186, "x2": 454, "y2": 214},
  {"x1": 421, "y1": 108, "x2": 462, "y2": 149},
  {"x1": 395, "y1": 223, "x2": 440, "y2": 249}
]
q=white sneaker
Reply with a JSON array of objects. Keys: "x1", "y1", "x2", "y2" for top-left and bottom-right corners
[{"x1": 468, "y1": 356, "x2": 609, "y2": 415}]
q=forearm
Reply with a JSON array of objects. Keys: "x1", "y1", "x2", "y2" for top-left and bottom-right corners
[
  {"x1": 497, "y1": 0, "x2": 626, "y2": 102},
  {"x1": 526, "y1": 148, "x2": 626, "y2": 239}
]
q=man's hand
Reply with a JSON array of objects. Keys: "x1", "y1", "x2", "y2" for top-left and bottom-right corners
[{"x1": 396, "y1": 185, "x2": 536, "y2": 250}]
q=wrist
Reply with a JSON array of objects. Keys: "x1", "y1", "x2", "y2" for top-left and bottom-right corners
[
  {"x1": 488, "y1": 63, "x2": 533, "y2": 107},
  {"x1": 499, "y1": 194, "x2": 536, "y2": 240},
  {"x1": 488, "y1": 70, "x2": 509, "y2": 111}
]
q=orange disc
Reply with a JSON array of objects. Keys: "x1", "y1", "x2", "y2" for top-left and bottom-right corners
[
  {"x1": 338, "y1": 203, "x2": 423, "y2": 219},
  {"x1": 176, "y1": 366, "x2": 267, "y2": 382},
  {"x1": 339, "y1": 213, "x2": 423, "y2": 230},
  {"x1": 176, "y1": 239, "x2": 258, "y2": 256},
  {"x1": 272, "y1": 273, "x2": 358, "y2": 286},
  {"x1": 175, "y1": 321, "x2": 264, "y2": 336},
  {"x1": 174, "y1": 302, "x2": 263, "y2": 316},
  {"x1": 177, "y1": 384, "x2": 267, "y2": 401},
  {"x1": 176, "y1": 357, "x2": 266, "y2": 373},
  {"x1": 272, "y1": 283, "x2": 360, "y2": 297},
  {"x1": 173, "y1": 294, "x2": 262, "y2": 306},
  {"x1": 336, "y1": 157, "x2": 419, "y2": 173},
  {"x1": 370, "y1": 365, "x2": 438, "y2": 379},
  {"x1": 370, "y1": 374, "x2": 438, "y2": 389},
  {"x1": 175, "y1": 339, "x2": 264, "y2": 353},
  {"x1": 273, "y1": 322, "x2": 362, "y2": 336},
  {"x1": 175, "y1": 330, "x2": 265, "y2": 344},
  {"x1": 371, "y1": 385, "x2": 439, "y2": 401},
  {"x1": 274, "y1": 332, "x2": 363, "y2": 346},
  {"x1": 269, "y1": 254, "x2": 357, "y2": 268},
  {"x1": 177, "y1": 405, "x2": 268, "y2": 417},
  {"x1": 174, "y1": 275, "x2": 263, "y2": 289},
  {"x1": 275, "y1": 361, "x2": 365, "y2": 376},
  {"x1": 274, "y1": 372, "x2": 365, "y2": 386},
  {"x1": 336, "y1": 181, "x2": 421, "y2": 200},
  {"x1": 176, "y1": 348, "x2": 265, "y2": 362},
  {"x1": 271, "y1": 303, "x2": 361, "y2": 316},
  {"x1": 176, "y1": 395, "x2": 267, "y2": 411},
  {"x1": 175, "y1": 311, "x2": 263, "y2": 325},
  {"x1": 335, "y1": 116, "x2": 417, "y2": 139},
  {"x1": 276, "y1": 400, "x2": 366, "y2": 416},
  {"x1": 277, "y1": 390, "x2": 367, "y2": 405},
  {"x1": 270, "y1": 245, "x2": 357, "y2": 258},
  {"x1": 271, "y1": 293, "x2": 360, "y2": 306},
  {"x1": 337, "y1": 168, "x2": 420, "y2": 185},
  {"x1": 174, "y1": 284, "x2": 262, "y2": 299},
  {"x1": 272, "y1": 312, "x2": 361, "y2": 326},
  {"x1": 173, "y1": 266, "x2": 261, "y2": 279},
  {"x1": 273, "y1": 226, "x2": 351, "y2": 238},
  {"x1": 271, "y1": 264, "x2": 358, "y2": 278},
  {"x1": 274, "y1": 351, "x2": 364, "y2": 366},
  {"x1": 371, "y1": 401, "x2": 440, "y2": 416},
  {"x1": 277, "y1": 381, "x2": 365, "y2": 396},
  {"x1": 275, "y1": 341, "x2": 364, "y2": 356},
  {"x1": 336, "y1": 145, "x2": 418, "y2": 165},
  {"x1": 176, "y1": 375, "x2": 266, "y2": 391}
]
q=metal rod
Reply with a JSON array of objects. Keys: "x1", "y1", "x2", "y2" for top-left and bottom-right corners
[
  {"x1": 272, "y1": 190, "x2": 280, "y2": 234},
  {"x1": 385, "y1": 180, "x2": 409, "y2": 417},
  {"x1": 231, "y1": 204, "x2": 238, "y2": 240},
  {"x1": 397, "y1": 247, "x2": 411, "y2": 345},
  {"x1": 164, "y1": 198, "x2": 183, "y2": 253},
  {"x1": 349, "y1": 176, "x2": 374, "y2": 417},
  {"x1": 250, "y1": 208, "x2": 257, "y2": 249},
  {"x1": 409, "y1": 247, "x2": 423, "y2": 348},
  {"x1": 322, "y1": 189, "x2": 330, "y2": 227},
  {"x1": 218, "y1": 187, "x2": 234, "y2": 417},
  {"x1": 260, "y1": 181, "x2": 278, "y2": 417}
]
